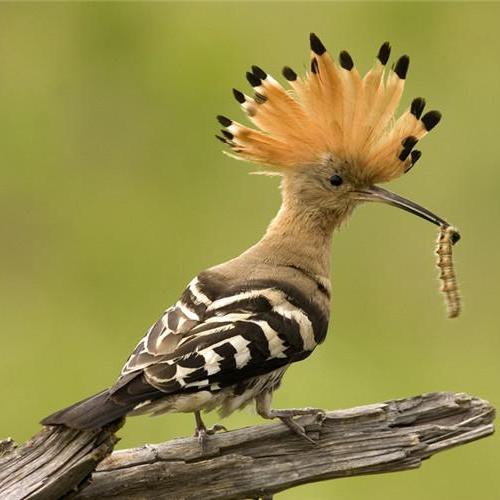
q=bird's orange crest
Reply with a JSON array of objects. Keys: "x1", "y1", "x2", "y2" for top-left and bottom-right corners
[{"x1": 217, "y1": 33, "x2": 441, "y2": 184}]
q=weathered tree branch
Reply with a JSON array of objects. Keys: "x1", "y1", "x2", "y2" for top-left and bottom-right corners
[
  {"x1": 0, "y1": 392, "x2": 494, "y2": 499},
  {"x1": 0, "y1": 421, "x2": 123, "y2": 500}
]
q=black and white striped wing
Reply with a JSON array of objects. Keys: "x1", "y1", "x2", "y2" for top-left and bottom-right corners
[
  {"x1": 120, "y1": 277, "x2": 212, "y2": 376},
  {"x1": 113, "y1": 279, "x2": 328, "y2": 404}
]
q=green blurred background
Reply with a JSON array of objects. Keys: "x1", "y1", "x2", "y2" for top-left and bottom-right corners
[{"x1": 1, "y1": 2, "x2": 498, "y2": 498}]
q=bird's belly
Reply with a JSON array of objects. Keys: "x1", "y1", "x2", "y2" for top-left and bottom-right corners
[{"x1": 130, "y1": 366, "x2": 288, "y2": 418}]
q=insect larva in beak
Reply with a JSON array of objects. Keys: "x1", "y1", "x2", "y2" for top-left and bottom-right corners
[{"x1": 435, "y1": 226, "x2": 461, "y2": 318}]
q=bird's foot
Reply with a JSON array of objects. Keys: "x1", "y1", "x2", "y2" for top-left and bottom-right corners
[
  {"x1": 193, "y1": 422, "x2": 227, "y2": 437},
  {"x1": 269, "y1": 408, "x2": 325, "y2": 444},
  {"x1": 193, "y1": 411, "x2": 227, "y2": 450},
  {"x1": 194, "y1": 423, "x2": 227, "y2": 450},
  {"x1": 256, "y1": 393, "x2": 325, "y2": 444}
]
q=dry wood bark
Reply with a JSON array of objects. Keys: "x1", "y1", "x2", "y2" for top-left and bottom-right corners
[
  {"x1": 0, "y1": 421, "x2": 123, "y2": 500},
  {"x1": 0, "y1": 392, "x2": 494, "y2": 500}
]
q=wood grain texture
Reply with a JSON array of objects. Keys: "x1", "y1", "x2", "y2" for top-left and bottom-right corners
[
  {"x1": 0, "y1": 392, "x2": 494, "y2": 500},
  {"x1": 0, "y1": 421, "x2": 123, "y2": 500}
]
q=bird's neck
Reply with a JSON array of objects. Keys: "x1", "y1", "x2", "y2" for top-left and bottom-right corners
[{"x1": 244, "y1": 197, "x2": 343, "y2": 279}]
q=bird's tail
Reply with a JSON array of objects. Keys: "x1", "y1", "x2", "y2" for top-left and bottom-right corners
[{"x1": 41, "y1": 389, "x2": 134, "y2": 430}]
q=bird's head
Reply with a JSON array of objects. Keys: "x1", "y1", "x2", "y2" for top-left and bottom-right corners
[{"x1": 217, "y1": 33, "x2": 458, "y2": 241}]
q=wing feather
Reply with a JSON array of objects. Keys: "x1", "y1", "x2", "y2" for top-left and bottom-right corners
[{"x1": 112, "y1": 276, "x2": 328, "y2": 412}]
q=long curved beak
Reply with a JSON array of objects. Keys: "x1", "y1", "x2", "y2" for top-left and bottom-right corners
[{"x1": 355, "y1": 185, "x2": 461, "y2": 244}]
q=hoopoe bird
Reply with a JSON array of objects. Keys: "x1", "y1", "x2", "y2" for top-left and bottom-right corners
[{"x1": 42, "y1": 33, "x2": 459, "y2": 445}]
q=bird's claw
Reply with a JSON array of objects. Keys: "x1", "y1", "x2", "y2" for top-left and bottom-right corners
[
  {"x1": 194, "y1": 422, "x2": 227, "y2": 450},
  {"x1": 279, "y1": 416, "x2": 317, "y2": 444},
  {"x1": 205, "y1": 423, "x2": 228, "y2": 434},
  {"x1": 272, "y1": 408, "x2": 325, "y2": 444}
]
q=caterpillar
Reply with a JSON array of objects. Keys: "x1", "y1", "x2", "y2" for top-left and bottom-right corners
[{"x1": 435, "y1": 225, "x2": 461, "y2": 318}]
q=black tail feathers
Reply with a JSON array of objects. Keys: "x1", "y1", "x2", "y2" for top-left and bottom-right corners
[{"x1": 41, "y1": 389, "x2": 134, "y2": 430}]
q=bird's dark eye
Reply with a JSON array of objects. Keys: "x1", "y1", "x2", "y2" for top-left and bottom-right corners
[{"x1": 329, "y1": 174, "x2": 343, "y2": 187}]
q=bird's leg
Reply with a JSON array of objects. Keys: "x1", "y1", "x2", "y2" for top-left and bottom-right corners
[
  {"x1": 193, "y1": 410, "x2": 209, "y2": 449},
  {"x1": 256, "y1": 391, "x2": 324, "y2": 444},
  {"x1": 193, "y1": 411, "x2": 227, "y2": 449}
]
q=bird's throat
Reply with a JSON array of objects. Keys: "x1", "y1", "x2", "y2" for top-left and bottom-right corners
[{"x1": 245, "y1": 201, "x2": 343, "y2": 279}]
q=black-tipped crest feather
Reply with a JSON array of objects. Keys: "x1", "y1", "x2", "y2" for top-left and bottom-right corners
[
  {"x1": 402, "y1": 136, "x2": 418, "y2": 149},
  {"x1": 411, "y1": 150, "x2": 422, "y2": 164},
  {"x1": 421, "y1": 110, "x2": 441, "y2": 131},
  {"x1": 377, "y1": 42, "x2": 391, "y2": 65},
  {"x1": 310, "y1": 33, "x2": 327, "y2": 55},
  {"x1": 246, "y1": 71, "x2": 261, "y2": 87},
  {"x1": 394, "y1": 55, "x2": 410, "y2": 79},
  {"x1": 251, "y1": 65, "x2": 267, "y2": 80},
  {"x1": 411, "y1": 97, "x2": 426, "y2": 119},
  {"x1": 233, "y1": 88, "x2": 245, "y2": 104},
  {"x1": 339, "y1": 50, "x2": 354, "y2": 70},
  {"x1": 282, "y1": 66, "x2": 297, "y2": 81},
  {"x1": 217, "y1": 115, "x2": 232, "y2": 127}
]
